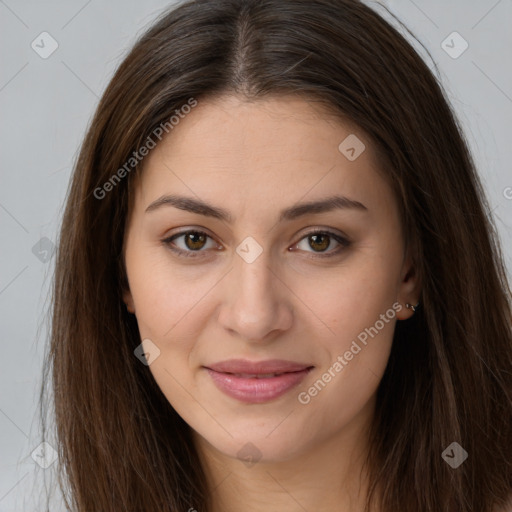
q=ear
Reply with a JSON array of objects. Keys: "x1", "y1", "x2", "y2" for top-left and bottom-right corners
[
  {"x1": 395, "y1": 250, "x2": 421, "y2": 321},
  {"x1": 123, "y1": 288, "x2": 136, "y2": 314}
]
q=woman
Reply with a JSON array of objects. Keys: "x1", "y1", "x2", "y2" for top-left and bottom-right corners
[{"x1": 41, "y1": 0, "x2": 512, "y2": 510}]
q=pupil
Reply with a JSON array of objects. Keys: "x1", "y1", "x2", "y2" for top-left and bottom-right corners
[
  {"x1": 309, "y1": 234, "x2": 329, "y2": 252},
  {"x1": 185, "y1": 232, "x2": 206, "y2": 250}
]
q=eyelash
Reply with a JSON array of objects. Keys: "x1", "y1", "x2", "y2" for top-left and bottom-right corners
[{"x1": 162, "y1": 229, "x2": 351, "y2": 259}]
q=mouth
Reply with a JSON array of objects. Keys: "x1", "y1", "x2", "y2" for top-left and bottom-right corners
[
  {"x1": 225, "y1": 372, "x2": 298, "y2": 378},
  {"x1": 204, "y1": 359, "x2": 314, "y2": 403}
]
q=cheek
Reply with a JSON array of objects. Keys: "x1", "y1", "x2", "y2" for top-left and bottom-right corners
[
  {"x1": 126, "y1": 246, "x2": 220, "y2": 342},
  {"x1": 295, "y1": 302, "x2": 396, "y2": 442},
  {"x1": 290, "y1": 246, "x2": 401, "y2": 343},
  {"x1": 127, "y1": 259, "x2": 212, "y2": 417},
  {"x1": 125, "y1": 247, "x2": 227, "y2": 409},
  {"x1": 290, "y1": 243, "x2": 400, "y2": 403}
]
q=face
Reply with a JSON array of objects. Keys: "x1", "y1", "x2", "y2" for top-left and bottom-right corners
[{"x1": 122, "y1": 94, "x2": 419, "y2": 464}]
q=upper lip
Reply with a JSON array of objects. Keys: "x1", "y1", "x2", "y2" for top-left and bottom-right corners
[{"x1": 205, "y1": 359, "x2": 313, "y2": 374}]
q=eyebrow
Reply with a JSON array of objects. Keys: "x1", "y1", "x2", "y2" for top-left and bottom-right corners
[{"x1": 145, "y1": 194, "x2": 367, "y2": 222}]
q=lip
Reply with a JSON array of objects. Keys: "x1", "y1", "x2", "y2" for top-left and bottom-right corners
[{"x1": 204, "y1": 359, "x2": 314, "y2": 403}]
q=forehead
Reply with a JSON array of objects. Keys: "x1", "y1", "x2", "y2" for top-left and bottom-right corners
[{"x1": 133, "y1": 94, "x2": 397, "y2": 223}]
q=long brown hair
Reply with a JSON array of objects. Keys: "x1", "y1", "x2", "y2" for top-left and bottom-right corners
[{"x1": 41, "y1": 0, "x2": 512, "y2": 510}]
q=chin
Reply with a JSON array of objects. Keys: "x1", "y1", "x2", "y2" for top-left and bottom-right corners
[{"x1": 195, "y1": 422, "x2": 310, "y2": 464}]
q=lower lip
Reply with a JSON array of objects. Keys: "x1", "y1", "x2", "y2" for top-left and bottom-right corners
[{"x1": 206, "y1": 368, "x2": 311, "y2": 403}]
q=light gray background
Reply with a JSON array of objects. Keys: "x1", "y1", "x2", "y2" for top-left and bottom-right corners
[{"x1": 1, "y1": 0, "x2": 511, "y2": 510}]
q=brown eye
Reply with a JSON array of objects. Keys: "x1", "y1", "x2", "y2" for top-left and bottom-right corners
[
  {"x1": 308, "y1": 233, "x2": 330, "y2": 252},
  {"x1": 184, "y1": 232, "x2": 207, "y2": 250},
  {"x1": 292, "y1": 230, "x2": 350, "y2": 257},
  {"x1": 163, "y1": 230, "x2": 219, "y2": 257}
]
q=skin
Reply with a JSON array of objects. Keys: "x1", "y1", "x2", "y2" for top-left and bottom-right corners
[{"x1": 122, "y1": 94, "x2": 420, "y2": 512}]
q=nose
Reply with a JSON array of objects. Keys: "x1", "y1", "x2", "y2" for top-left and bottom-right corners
[{"x1": 217, "y1": 250, "x2": 294, "y2": 343}]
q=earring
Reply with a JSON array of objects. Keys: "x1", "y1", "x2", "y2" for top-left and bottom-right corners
[{"x1": 405, "y1": 302, "x2": 420, "y2": 313}]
